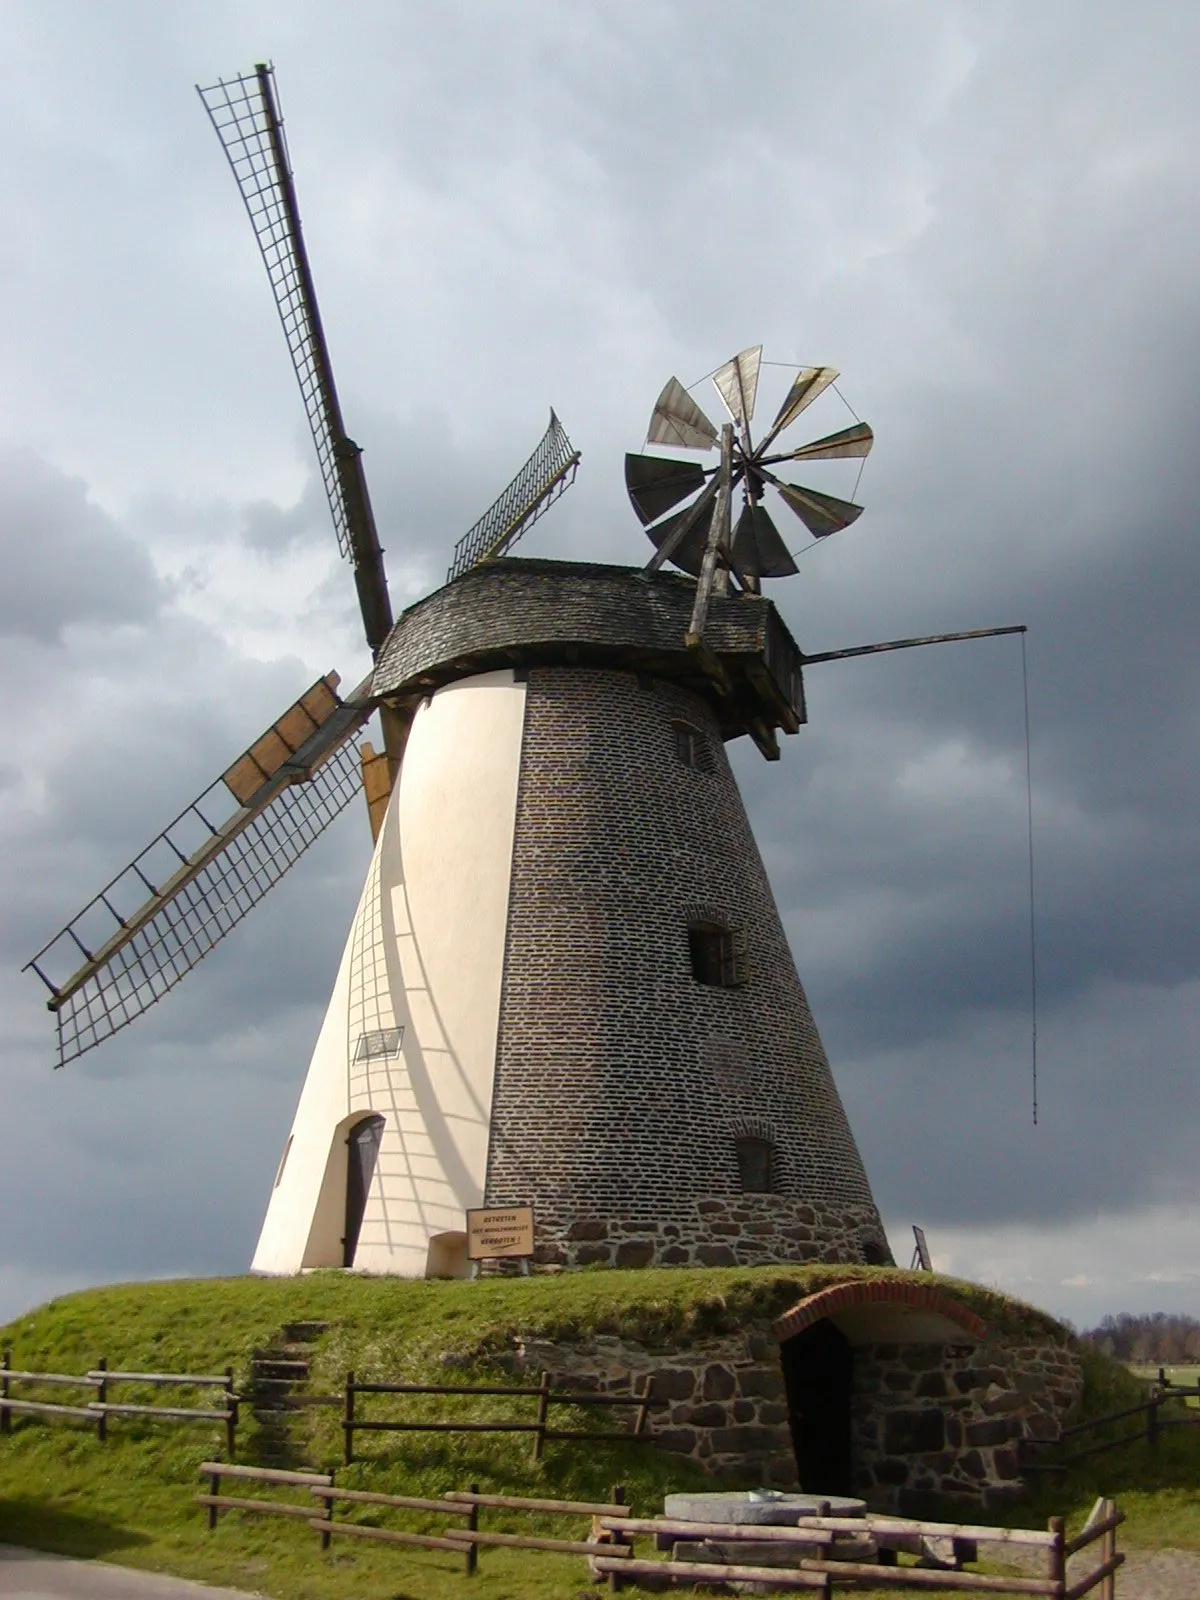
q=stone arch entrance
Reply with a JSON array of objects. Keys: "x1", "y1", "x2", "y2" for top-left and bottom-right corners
[{"x1": 774, "y1": 1281, "x2": 987, "y2": 1498}]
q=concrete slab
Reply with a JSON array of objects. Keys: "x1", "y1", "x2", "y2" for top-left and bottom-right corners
[
  {"x1": 663, "y1": 1489, "x2": 866, "y2": 1524},
  {"x1": 0, "y1": 1546, "x2": 259, "y2": 1600}
]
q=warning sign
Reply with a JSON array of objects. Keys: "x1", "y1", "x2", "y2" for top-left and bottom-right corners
[{"x1": 466, "y1": 1205, "x2": 535, "y2": 1261}]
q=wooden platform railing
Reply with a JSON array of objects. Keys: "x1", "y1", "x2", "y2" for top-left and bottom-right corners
[
  {"x1": 1, "y1": 1352, "x2": 238, "y2": 1454},
  {"x1": 342, "y1": 1368, "x2": 658, "y2": 1464}
]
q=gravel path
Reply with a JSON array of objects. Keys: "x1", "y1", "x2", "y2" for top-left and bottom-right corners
[
  {"x1": 0, "y1": 1546, "x2": 258, "y2": 1600},
  {"x1": 1115, "y1": 1547, "x2": 1200, "y2": 1599}
]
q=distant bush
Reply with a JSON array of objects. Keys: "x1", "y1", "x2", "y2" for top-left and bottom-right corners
[{"x1": 1079, "y1": 1312, "x2": 1200, "y2": 1364}]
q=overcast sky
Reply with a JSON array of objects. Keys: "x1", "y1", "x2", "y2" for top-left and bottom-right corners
[{"x1": 1, "y1": 0, "x2": 1196, "y2": 1331}]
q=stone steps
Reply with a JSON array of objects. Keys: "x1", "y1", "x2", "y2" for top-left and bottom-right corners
[{"x1": 244, "y1": 1323, "x2": 329, "y2": 1467}]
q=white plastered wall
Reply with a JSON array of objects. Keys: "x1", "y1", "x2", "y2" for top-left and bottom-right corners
[{"x1": 252, "y1": 669, "x2": 526, "y2": 1276}]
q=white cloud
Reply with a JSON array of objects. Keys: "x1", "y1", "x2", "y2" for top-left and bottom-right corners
[{"x1": 913, "y1": 1203, "x2": 1200, "y2": 1329}]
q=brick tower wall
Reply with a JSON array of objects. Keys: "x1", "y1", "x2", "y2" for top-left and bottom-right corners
[{"x1": 483, "y1": 665, "x2": 891, "y2": 1269}]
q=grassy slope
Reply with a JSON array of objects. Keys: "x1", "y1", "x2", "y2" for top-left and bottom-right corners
[{"x1": 0, "y1": 1269, "x2": 1196, "y2": 1599}]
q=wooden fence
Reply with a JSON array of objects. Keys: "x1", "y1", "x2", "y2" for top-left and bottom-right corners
[
  {"x1": 595, "y1": 1498, "x2": 1124, "y2": 1597},
  {"x1": 342, "y1": 1368, "x2": 658, "y2": 1464},
  {"x1": 194, "y1": 1464, "x2": 1122, "y2": 1598},
  {"x1": 0, "y1": 1352, "x2": 238, "y2": 1455},
  {"x1": 198, "y1": 1462, "x2": 629, "y2": 1576},
  {"x1": 1023, "y1": 1379, "x2": 1200, "y2": 1472}
]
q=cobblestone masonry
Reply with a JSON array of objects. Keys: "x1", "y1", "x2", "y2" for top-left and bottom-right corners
[
  {"x1": 850, "y1": 1340, "x2": 1083, "y2": 1513},
  {"x1": 488, "y1": 1327, "x2": 1082, "y2": 1507},
  {"x1": 482, "y1": 666, "x2": 889, "y2": 1268}
]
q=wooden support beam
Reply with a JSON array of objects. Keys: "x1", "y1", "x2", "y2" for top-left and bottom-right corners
[{"x1": 359, "y1": 741, "x2": 392, "y2": 842}]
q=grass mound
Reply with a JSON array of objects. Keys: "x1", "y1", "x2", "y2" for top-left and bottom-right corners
[{"x1": 0, "y1": 1268, "x2": 1196, "y2": 1596}]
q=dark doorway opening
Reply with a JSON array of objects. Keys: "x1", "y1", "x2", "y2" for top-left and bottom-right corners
[
  {"x1": 343, "y1": 1115, "x2": 385, "y2": 1267},
  {"x1": 780, "y1": 1318, "x2": 854, "y2": 1495}
]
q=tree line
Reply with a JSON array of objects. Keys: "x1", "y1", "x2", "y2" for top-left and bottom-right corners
[{"x1": 1080, "y1": 1312, "x2": 1200, "y2": 1364}]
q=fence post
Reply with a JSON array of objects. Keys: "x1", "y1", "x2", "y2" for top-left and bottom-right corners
[
  {"x1": 1101, "y1": 1497, "x2": 1117, "y2": 1600},
  {"x1": 1, "y1": 1349, "x2": 9, "y2": 1437},
  {"x1": 532, "y1": 1370, "x2": 550, "y2": 1461},
  {"x1": 1048, "y1": 1515, "x2": 1065, "y2": 1598},
  {"x1": 607, "y1": 1485, "x2": 628, "y2": 1593},
  {"x1": 207, "y1": 1466, "x2": 221, "y2": 1531},
  {"x1": 633, "y1": 1375, "x2": 653, "y2": 1436},
  {"x1": 225, "y1": 1366, "x2": 238, "y2": 1459},
  {"x1": 95, "y1": 1357, "x2": 107, "y2": 1442},
  {"x1": 1147, "y1": 1393, "x2": 1160, "y2": 1448},
  {"x1": 465, "y1": 1480, "x2": 479, "y2": 1576},
  {"x1": 343, "y1": 1371, "x2": 355, "y2": 1466},
  {"x1": 320, "y1": 1471, "x2": 335, "y2": 1551}
]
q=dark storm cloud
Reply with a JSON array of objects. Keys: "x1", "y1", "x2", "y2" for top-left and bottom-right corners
[
  {"x1": 1, "y1": 1, "x2": 1197, "y2": 1321},
  {"x1": 0, "y1": 448, "x2": 164, "y2": 640}
]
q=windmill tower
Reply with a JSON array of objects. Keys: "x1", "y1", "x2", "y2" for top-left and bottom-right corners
[{"x1": 25, "y1": 66, "x2": 1021, "y2": 1280}]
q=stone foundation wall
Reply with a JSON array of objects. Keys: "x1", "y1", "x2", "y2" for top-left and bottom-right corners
[
  {"x1": 492, "y1": 1326, "x2": 1082, "y2": 1510},
  {"x1": 852, "y1": 1341, "x2": 1083, "y2": 1513},
  {"x1": 498, "y1": 1332, "x2": 799, "y2": 1486},
  {"x1": 532, "y1": 1196, "x2": 888, "y2": 1271}
]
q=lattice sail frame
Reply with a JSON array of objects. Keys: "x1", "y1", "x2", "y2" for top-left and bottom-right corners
[
  {"x1": 197, "y1": 66, "x2": 358, "y2": 563},
  {"x1": 447, "y1": 410, "x2": 581, "y2": 582},
  {"x1": 25, "y1": 687, "x2": 369, "y2": 1068}
]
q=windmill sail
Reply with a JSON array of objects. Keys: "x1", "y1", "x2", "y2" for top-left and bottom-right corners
[
  {"x1": 25, "y1": 676, "x2": 370, "y2": 1067},
  {"x1": 196, "y1": 65, "x2": 394, "y2": 657},
  {"x1": 446, "y1": 410, "x2": 581, "y2": 582}
]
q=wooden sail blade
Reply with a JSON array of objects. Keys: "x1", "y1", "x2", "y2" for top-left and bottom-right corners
[
  {"x1": 24, "y1": 678, "x2": 372, "y2": 1067},
  {"x1": 648, "y1": 377, "x2": 719, "y2": 450},
  {"x1": 771, "y1": 420, "x2": 874, "y2": 464},
  {"x1": 643, "y1": 497, "x2": 717, "y2": 577},
  {"x1": 624, "y1": 453, "x2": 707, "y2": 527},
  {"x1": 732, "y1": 503, "x2": 799, "y2": 579},
  {"x1": 196, "y1": 65, "x2": 394, "y2": 657},
  {"x1": 446, "y1": 410, "x2": 581, "y2": 581},
  {"x1": 712, "y1": 345, "x2": 763, "y2": 430},
  {"x1": 759, "y1": 365, "x2": 840, "y2": 451},
  {"x1": 774, "y1": 479, "x2": 864, "y2": 539}
]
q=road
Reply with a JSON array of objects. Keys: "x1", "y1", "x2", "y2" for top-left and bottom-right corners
[{"x1": 0, "y1": 1547, "x2": 257, "y2": 1600}]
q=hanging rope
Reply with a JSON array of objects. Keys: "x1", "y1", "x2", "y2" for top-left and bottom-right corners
[{"x1": 1021, "y1": 631, "x2": 1039, "y2": 1125}]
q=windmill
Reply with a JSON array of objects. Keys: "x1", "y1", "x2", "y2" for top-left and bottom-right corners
[
  {"x1": 23, "y1": 65, "x2": 580, "y2": 1069},
  {"x1": 25, "y1": 65, "x2": 1023, "y2": 1282},
  {"x1": 626, "y1": 346, "x2": 872, "y2": 607}
]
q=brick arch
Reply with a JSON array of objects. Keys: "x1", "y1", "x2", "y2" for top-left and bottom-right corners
[{"x1": 773, "y1": 1279, "x2": 987, "y2": 1344}]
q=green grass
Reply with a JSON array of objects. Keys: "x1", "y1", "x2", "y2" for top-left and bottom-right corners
[
  {"x1": 1130, "y1": 1362, "x2": 1200, "y2": 1407},
  {"x1": 0, "y1": 1270, "x2": 1197, "y2": 1597}
]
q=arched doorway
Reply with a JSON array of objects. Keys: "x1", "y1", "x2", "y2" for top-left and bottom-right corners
[
  {"x1": 343, "y1": 1115, "x2": 385, "y2": 1267},
  {"x1": 780, "y1": 1318, "x2": 853, "y2": 1495}
]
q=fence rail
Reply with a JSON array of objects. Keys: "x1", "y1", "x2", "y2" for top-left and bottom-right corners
[
  {"x1": 1, "y1": 1352, "x2": 238, "y2": 1454},
  {"x1": 1023, "y1": 1380, "x2": 1200, "y2": 1472},
  {"x1": 194, "y1": 1463, "x2": 1121, "y2": 1598},
  {"x1": 198, "y1": 1462, "x2": 627, "y2": 1576},
  {"x1": 597, "y1": 1500, "x2": 1124, "y2": 1598},
  {"x1": 342, "y1": 1367, "x2": 658, "y2": 1464}
]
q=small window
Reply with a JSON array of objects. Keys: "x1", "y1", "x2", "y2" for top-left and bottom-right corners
[
  {"x1": 672, "y1": 721, "x2": 711, "y2": 771},
  {"x1": 736, "y1": 1136, "x2": 775, "y2": 1194},
  {"x1": 688, "y1": 921, "x2": 747, "y2": 987},
  {"x1": 354, "y1": 1027, "x2": 404, "y2": 1062}
]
